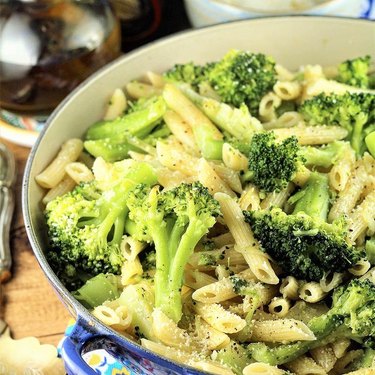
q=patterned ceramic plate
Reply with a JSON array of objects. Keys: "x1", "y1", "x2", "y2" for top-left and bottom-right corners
[{"x1": 0, "y1": 109, "x2": 47, "y2": 148}]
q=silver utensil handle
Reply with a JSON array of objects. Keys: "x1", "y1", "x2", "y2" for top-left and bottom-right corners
[{"x1": 0, "y1": 186, "x2": 14, "y2": 282}]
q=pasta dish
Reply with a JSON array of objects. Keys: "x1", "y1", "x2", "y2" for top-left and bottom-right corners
[{"x1": 35, "y1": 50, "x2": 375, "y2": 374}]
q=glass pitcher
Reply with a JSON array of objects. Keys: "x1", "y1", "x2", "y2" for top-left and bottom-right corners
[{"x1": 0, "y1": 0, "x2": 121, "y2": 113}]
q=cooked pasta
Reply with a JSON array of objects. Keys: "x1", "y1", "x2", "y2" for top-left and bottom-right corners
[
  {"x1": 36, "y1": 138, "x2": 83, "y2": 189},
  {"x1": 37, "y1": 49, "x2": 375, "y2": 375},
  {"x1": 103, "y1": 88, "x2": 127, "y2": 120},
  {"x1": 251, "y1": 318, "x2": 315, "y2": 342}
]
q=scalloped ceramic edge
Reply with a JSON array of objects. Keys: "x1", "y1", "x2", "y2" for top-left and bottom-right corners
[{"x1": 22, "y1": 16, "x2": 375, "y2": 375}]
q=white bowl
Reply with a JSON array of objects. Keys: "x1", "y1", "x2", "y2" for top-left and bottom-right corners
[
  {"x1": 23, "y1": 16, "x2": 375, "y2": 374},
  {"x1": 184, "y1": 0, "x2": 374, "y2": 27}
]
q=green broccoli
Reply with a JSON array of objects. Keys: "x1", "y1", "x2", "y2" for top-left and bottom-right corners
[
  {"x1": 164, "y1": 62, "x2": 214, "y2": 89},
  {"x1": 244, "y1": 132, "x2": 303, "y2": 193},
  {"x1": 127, "y1": 182, "x2": 220, "y2": 323},
  {"x1": 206, "y1": 50, "x2": 277, "y2": 115},
  {"x1": 299, "y1": 92, "x2": 375, "y2": 155},
  {"x1": 249, "y1": 278, "x2": 375, "y2": 365},
  {"x1": 177, "y1": 83, "x2": 263, "y2": 142},
  {"x1": 337, "y1": 56, "x2": 371, "y2": 89},
  {"x1": 164, "y1": 50, "x2": 277, "y2": 116},
  {"x1": 244, "y1": 172, "x2": 365, "y2": 281},
  {"x1": 83, "y1": 96, "x2": 167, "y2": 161},
  {"x1": 45, "y1": 162, "x2": 157, "y2": 290}
]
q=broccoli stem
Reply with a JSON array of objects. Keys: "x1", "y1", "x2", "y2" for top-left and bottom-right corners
[
  {"x1": 84, "y1": 135, "x2": 141, "y2": 162},
  {"x1": 85, "y1": 96, "x2": 166, "y2": 140},
  {"x1": 301, "y1": 142, "x2": 346, "y2": 168},
  {"x1": 72, "y1": 273, "x2": 120, "y2": 309},
  {"x1": 351, "y1": 114, "x2": 367, "y2": 155},
  {"x1": 159, "y1": 219, "x2": 208, "y2": 322},
  {"x1": 291, "y1": 172, "x2": 329, "y2": 221},
  {"x1": 365, "y1": 130, "x2": 375, "y2": 158}
]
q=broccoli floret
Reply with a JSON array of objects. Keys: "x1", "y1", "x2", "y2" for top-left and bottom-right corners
[
  {"x1": 164, "y1": 50, "x2": 276, "y2": 116},
  {"x1": 163, "y1": 62, "x2": 214, "y2": 89},
  {"x1": 206, "y1": 50, "x2": 277, "y2": 115},
  {"x1": 83, "y1": 96, "x2": 167, "y2": 161},
  {"x1": 299, "y1": 92, "x2": 375, "y2": 155},
  {"x1": 337, "y1": 56, "x2": 371, "y2": 89},
  {"x1": 249, "y1": 278, "x2": 375, "y2": 365},
  {"x1": 244, "y1": 172, "x2": 365, "y2": 281},
  {"x1": 127, "y1": 182, "x2": 220, "y2": 322},
  {"x1": 245, "y1": 132, "x2": 303, "y2": 193},
  {"x1": 45, "y1": 162, "x2": 157, "y2": 290}
]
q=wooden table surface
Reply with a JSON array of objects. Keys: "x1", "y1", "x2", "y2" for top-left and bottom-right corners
[{"x1": 1, "y1": 139, "x2": 70, "y2": 347}]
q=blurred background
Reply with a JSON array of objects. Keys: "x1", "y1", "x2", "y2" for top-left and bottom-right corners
[{"x1": 0, "y1": 0, "x2": 373, "y2": 147}]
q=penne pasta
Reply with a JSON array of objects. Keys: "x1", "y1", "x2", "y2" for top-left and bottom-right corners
[
  {"x1": 214, "y1": 192, "x2": 279, "y2": 285},
  {"x1": 194, "y1": 302, "x2": 246, "y2": 334},
  {"x1": 273, "y1": 125, "x2": 348, "y2": 145},
  {"x1": 243, "y1": 362, "x2": 285, "y2": 375},
  {"x1": 103, "y1": 88, "x2": 127, "y2": 120},
  {"x1": 251, "y1": 318, "x2": 315, "y2": 342},
  {"x1": 36, "y1": 138, "x2": 83, "y2": 189}
]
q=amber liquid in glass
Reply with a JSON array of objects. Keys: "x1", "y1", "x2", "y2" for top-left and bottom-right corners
[{"x1": 0, "y1": 0, "x2": 121, "y2": 112}]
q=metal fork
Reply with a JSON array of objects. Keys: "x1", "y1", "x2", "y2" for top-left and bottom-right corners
[{"x1": 0, "y1": 142, "x2": 16, "y2": 335}]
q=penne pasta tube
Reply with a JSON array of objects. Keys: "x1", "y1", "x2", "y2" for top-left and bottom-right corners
[
  {"x1": 275, "y1": 64, "x2": 296, "y2": 81},
  {"x1": 349, "y1": 259, "x2": 371, "y2": 277},
  {"x1": 189, "y1": 360, "x2": 235, "y2": 375},
  {"x1": 263, "y1": 111, "x2": 304, "y2": 130},
  {"x1": 145, "y1": 71, "x2": 165, "y2": 88},
  {"x1": 284, "y1": 355, "x2": 326, "y2": 375},
  {"x1": 103, "y1": 88, "x2": 127, "y2": 120},
  {"x1": 36, "y1": 138, "x2": 83, "y2": 189},
  {"x1": 331, "y1": 338, "x2": 351, "y2": 359},
  {"x1": 222, "y1": 143, "x2": 248, "y2": 172},
  {"x1": 65, "y1": 162, "x2": 94, "y2": 184},
  {"x1": 259, "y1": 92, "x2": 281, "y2": 122},
  {"x1": 310, "y1": 345, "x2": 337, "y2": 372},
  {"x1": 251, "y1": 319, "x2": 315, "y2": 342},
  {"x1": 328, "y1": 160, "x2": 368, "y2": 222},
  {"x1": 243, "y1": 362, "x2": 285, "y2": 375},
  {"x1": 333, "y1": 350, "x2": 363, "y2": 374},
  {"x1": 121, "y1": 257, "x2": 143, "y2": 286},
  {"x1": 194, "y1": 302, "x2": 246, "y2": 334},
  {"x1": 163, "y1": 109, "x2": 199, "y2": 153},
  {"x1": 151, "y1": 308, "x2": 192, "y2": 349},
  {"x1": 328, "y1": 143, "x2": 356, "y2": 192},
  {"x1": 141, "y1": 339, "x2": 192, "y2": 364},
  {"x1": 214, "y1": 192, "x2": 279, "y2": 285},
  {"x1": 126, "y1": 81, "x2": 162, "y2": 99},
  {"x1": 198, "y1": 159, "x2": 236, "y2": 197},
  {"x1": 184, "y1": 269, "x2": 217, "y2": 290},
  {"x1": 268, "y1": 297, "x2": 292, "y2": 318},
  {"x1": 273, "y1": 125, "x2": 348, "y2": 145},
  {"x1": 194, "y1": 316, "x2": 230, "y2": 350},
  {"x1": 299, "y1": 282, "x2": 327, "y2": 303},
  {"x1": 239, "y1": 184, "x2": 261, "y2": 211},
  {"x1": 42, "y1": 175, "x2": 76, "y2": 205},
  {"x1": 347, "y1": 190, "x2": 375, "y2": 243},
  {"x1": 320, "y1": 272, "x2": 345, "y2": 293},
  {"x1": 260, "y1": 182, "x2": 295, "y2": 210},
  {"x1": 120, "y1": 235, "x2": 146, "y2": 261},
  {"x1": 279, "y1": 275, "x2": 300, "y2": 300},
  {"x1": 210, "y1": 162, "x2": 242, "y2": 194},
  {"x1": 273, "y1": 80, "x2": 302, "y2": 101}
]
